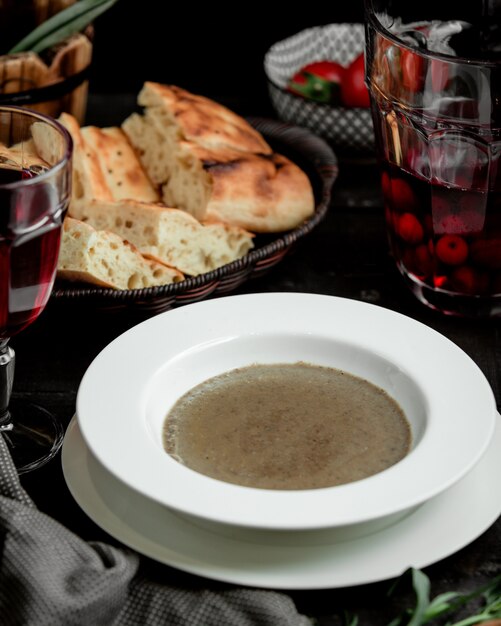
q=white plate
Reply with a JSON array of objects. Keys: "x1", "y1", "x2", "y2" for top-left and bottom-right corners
[
  {"x1": 76, "y1": 293, "x2": 496, "y2": 531},
  {"x1": 62, "y1": 414, "x2": 501, "y2": 590}
]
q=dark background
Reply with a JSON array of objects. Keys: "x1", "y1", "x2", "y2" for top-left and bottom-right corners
[{"x1": 86, "y1": 0, "x2": 366, "y2": 116}]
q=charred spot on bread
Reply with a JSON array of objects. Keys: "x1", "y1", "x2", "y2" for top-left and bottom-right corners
[{"x1": 201, "y1": 158, "x2": 244, "y2": 173}]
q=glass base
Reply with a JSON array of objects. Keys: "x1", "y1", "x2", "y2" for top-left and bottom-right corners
[
  {"x1": 399, "y1": 266, "x2": 501, "y2": 318},
  {"x1": 0, "y1": 400, "x2": 64, "y2": 474}
]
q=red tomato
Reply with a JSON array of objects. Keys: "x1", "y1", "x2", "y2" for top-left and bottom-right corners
[
  {"x1": 341, "y1": 53, "x2": 371, "y2": 108},
  {"x1": 401, "y1": 49, "x2": 424, "y2": 93},
  {"x1": 288, "y1": 61, "x2": 345, "y2": 104},
  {"x1": 300, "y1": 61, "x2": 346, "y2": 84}
]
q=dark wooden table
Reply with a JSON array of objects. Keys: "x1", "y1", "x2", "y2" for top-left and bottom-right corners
[{"x1": 9, "y1": 98, "x2": 501, "y2": 625}]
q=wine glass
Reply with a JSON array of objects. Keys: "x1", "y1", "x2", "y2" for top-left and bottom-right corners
[{"x1": 0, "y1": 105, "x2": 72, "y2": 473}]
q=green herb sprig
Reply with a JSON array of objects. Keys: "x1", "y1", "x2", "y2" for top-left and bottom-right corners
[
  {"x1": 341, "y1": 569, "x2": 501, "y2": 626},
  {"x1": 8, "y1": 0, "x2": 120, "y2": 55}
]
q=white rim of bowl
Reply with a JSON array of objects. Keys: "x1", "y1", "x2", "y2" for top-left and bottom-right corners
[{"x1": 76, "y1": 293, "x2": 496, "y2": 531}]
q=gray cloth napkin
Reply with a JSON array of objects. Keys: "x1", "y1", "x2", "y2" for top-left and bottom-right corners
[{"x1": 0, "y1": 435, "x2": 311, "y2": 626}]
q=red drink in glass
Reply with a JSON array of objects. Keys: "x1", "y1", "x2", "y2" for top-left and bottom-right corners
[
  {"x1": 365, "y1": 1, "x2": 501, "y2": 316},
  {"x1": 0, "y1": 166, "x2": 64, "y2": 339},
  {"x1": 0, "y1": 107, "x2": 72, "y2": 473}
]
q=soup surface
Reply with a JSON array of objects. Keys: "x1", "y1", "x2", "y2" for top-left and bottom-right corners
[{"x1": 163, "y1": 362, "x2": 411, "y2": 490}]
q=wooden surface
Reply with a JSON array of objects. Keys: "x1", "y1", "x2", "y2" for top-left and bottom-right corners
[{"x1": 9, "y1": 98, "x2": 501, "y2": 625}]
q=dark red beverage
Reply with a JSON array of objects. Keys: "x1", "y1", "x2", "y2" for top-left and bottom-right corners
[
  {"x1": 0, "y1": 106, "x2": 72, "y2": 474},
  {"x1": 382, "y1": 162, "x2": 501, "y2": 312},
  {"x1": 366, "y1": 6, "x2": 501, "y2": 315},
  {"x1": 0, "y1": 166, "x2": 65, "y2": 339}
]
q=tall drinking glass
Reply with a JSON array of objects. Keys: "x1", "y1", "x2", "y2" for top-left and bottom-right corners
[
  {"x1": 0, "y1": 106, "x2": 72, "y2": 473},
  {"x1": 365, "y1": 0, "x2": 501, "y2": 316}
]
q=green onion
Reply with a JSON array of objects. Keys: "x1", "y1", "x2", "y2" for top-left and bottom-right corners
[
  {"x1": 8, "y1": 0, "x2": 120, "y2": 55},
  {"x1": 342, "y1": 569, "x2": 501, "y2": 626}
]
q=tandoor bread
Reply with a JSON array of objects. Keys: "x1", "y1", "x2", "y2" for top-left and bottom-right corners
[
  {"x1": 80, "y1": 125, "x2": 160, "y2": 203},
  {"x1": 58, "y1": 112, "x2": 111, "y2": 206},
  {"x1": 175, "y1": 143, "x2": 316, "y2": 232},
  {"x1": 135, "y1": 82, "x2": 272, "y2": 155},
  {"x1": 59, "y1": 112, "x2": 254, "y2": 277},
  {"x1": 58, "y1": 113, "x2": 160, "y2": 210},
  {"x1": 58, "y1": 217, "x2": 184, "y2": 290},
  {"x1": 122, "y1": 82, "x2": 315, "y2": 233},
  {"x1": 53, "y1": 85, "x2": 315, "y2": 290},
  {"x1": 72, "y1": 199, "x2": 254, "y2": 277}
]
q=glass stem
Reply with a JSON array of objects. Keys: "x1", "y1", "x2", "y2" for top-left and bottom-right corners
[{"x1": 0, "y1": 339, "x2": 15, "y2": 431}]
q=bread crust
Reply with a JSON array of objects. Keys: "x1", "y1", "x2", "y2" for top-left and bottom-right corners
[
  {"x1": 123, "y1": 109, "x2": 315, "y2": 233},
  {"x1": 59, "y1": 113, "x2": 159, "y2": 212},
  {"x1": 80, "y1": 126, "x2": 160, "y2": 203},
  {"x1": 189, "y1": 143, "x2": 315, "y2": 232},
  {"x1": 58, "y1": 217, "x2": 183, "y2": 290},
  {"x1": 54, "y1": 84, "x2": 315, "y2": 289},
  {"x1": 73, "y1": 199, "x2": 254, "y2": 276},
  {"x1": 138, "y1": 82, "x2": 272, "y2": 155},
  {"x1": 59, "y1": 112, "x2": 113, "y2": 207}
]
